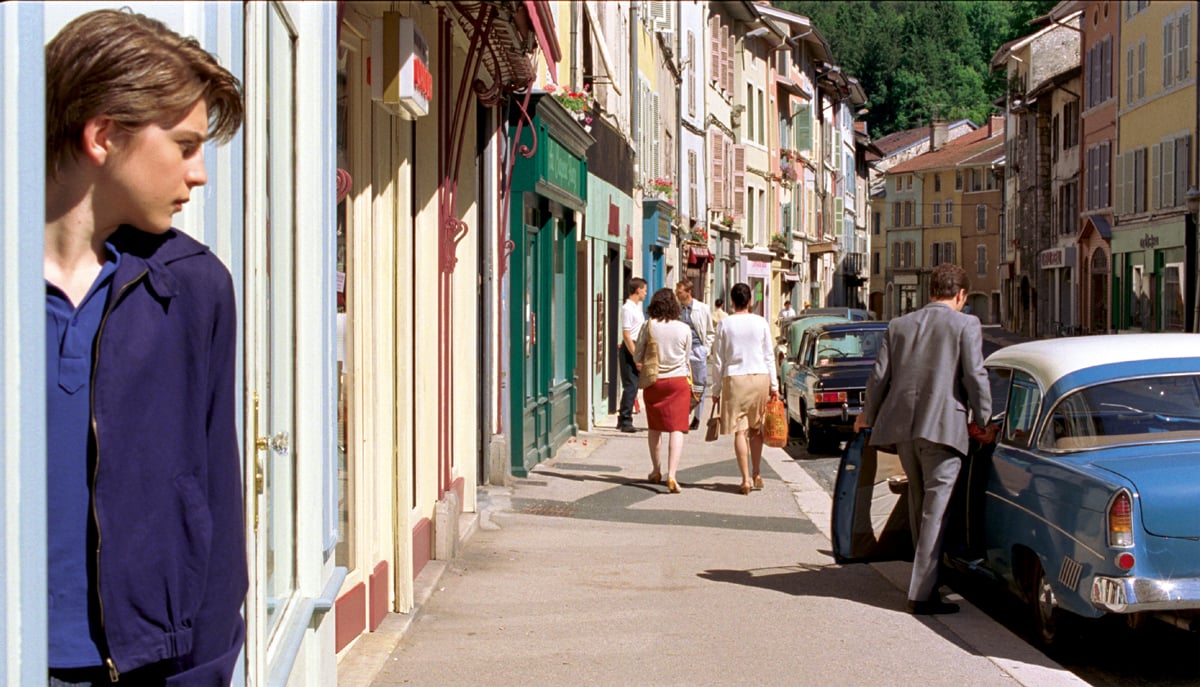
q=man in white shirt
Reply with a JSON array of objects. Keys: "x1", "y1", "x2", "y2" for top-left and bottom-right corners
[
  {"x1": 778, "y1": 299, "x2": 796, "y2": 324},
  {"x1": 618, "y1": 278, "x2": 648, "y2": 432},
  {"x1": 675, "y1": 279, "x2": 715, "y2": 430}
]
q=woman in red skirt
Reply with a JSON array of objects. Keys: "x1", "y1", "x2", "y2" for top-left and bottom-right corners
[{"x1": 634, "y1": 288, "x2": 694, "y2": 492}]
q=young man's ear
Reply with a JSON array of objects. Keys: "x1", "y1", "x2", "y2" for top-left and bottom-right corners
[{"x1": 80, "y1": 115, "x2": 118, "y2": 166}]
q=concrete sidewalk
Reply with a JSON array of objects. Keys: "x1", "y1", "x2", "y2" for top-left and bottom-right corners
[{"x1": 343, "y1": 421, "x2": 1085, "y2": 687}]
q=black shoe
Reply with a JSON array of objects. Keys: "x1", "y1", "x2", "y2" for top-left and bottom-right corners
[
  {"x1": 905, "y1": 599, "x2": 960, "y2": 615},
  {"x1": 689, "y1": 417, "x2": 700, "y2": 431},
  {"x1": 619, "y1": 425, "x2": 638, "y2": 433}
]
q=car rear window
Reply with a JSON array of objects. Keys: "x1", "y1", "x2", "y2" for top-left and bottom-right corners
[
  {"x1": 1042, "y1": 375, "x2": 1200, "y2": 450},
  {"x1": 814, "y1": 331, "x2": 884, "y2": 366}
]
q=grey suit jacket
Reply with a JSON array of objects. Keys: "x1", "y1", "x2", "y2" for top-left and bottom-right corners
[{"x1": 861, "y1": 302, "x2": 991, "y2": 456}]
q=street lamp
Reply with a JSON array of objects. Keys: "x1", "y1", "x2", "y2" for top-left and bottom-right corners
[{"x1": 1189, "y1": 186, "x2": 1200, "y2": 331}]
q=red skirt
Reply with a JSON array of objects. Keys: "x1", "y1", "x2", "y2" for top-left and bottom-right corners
[{"x1": 644, "y1": 376, "x2": 691, "y2": 432}]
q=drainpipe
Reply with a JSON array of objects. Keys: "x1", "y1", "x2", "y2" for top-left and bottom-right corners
[
  {"x1": 570, "y1": 1, "x2": 578, "y2": 88},
  {"x1": 675, "y1": 3, "x2": 683, "y2": 265},
  {"x1": 631, "y1": 1, "x2": 640, "y2": 170}
]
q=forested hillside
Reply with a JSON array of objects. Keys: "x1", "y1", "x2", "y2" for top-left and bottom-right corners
[{"x1": 777, "y1": 0, "x2": 1058, "y2": 136}]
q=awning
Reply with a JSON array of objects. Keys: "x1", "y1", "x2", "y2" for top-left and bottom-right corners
[
  {"x1": 688, "y1": 246, "x2": 713, "y2": 264},
  {"x1": 525, "y1": 0, "x2": 561, "y2": 84},
  {"x1": 782, "y1": 271, "x2": 801, "y2": 282},
  {"x1": 582, "y1": 2, "x2": 622, "y2": 95}
]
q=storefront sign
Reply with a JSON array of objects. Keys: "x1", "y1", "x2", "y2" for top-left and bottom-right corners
[
  {"x1": 747, "y1": 259, "x2": 771, "y2": 277},
  {"x1": 546, "y1": 136, "x2": 582, "y2": 199},
  {"x1": 370, "y1": 14, "x2": 432, "y2": 119},
  {"x1": 1139, "y1": 233, "x2": 1160, "y2": 249},
  {"x1": 1039, "y1": 247, "x2": 1066, "y2": 269}
]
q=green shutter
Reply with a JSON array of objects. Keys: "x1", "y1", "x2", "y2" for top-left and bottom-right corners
[{"x1": 793, "y1": 104, "x2": 811, "y2": 152}]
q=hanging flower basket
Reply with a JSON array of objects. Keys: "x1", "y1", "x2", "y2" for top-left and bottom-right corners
[
  {"x1": 719, "y1": 214, "x2": 735, "y2": 228},
  {"x1": 647, "y1": 177, "x2": 674, "y2": 199}
]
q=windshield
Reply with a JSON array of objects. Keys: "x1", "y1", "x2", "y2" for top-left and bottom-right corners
[
  {"x1": 1042, "y1": 374, "x2": 1200, "y2": 450},
  {"x1": 813, "y1": 330, "x2": 884, "y2": 366}
]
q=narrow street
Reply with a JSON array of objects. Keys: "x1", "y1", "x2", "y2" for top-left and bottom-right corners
[{"x1": 348, "y1": 413, "x2": 1085, "y2": 687}]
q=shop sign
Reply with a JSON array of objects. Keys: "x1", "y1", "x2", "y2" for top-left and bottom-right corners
[
  {"x1": 747, "y1": 259, "x2": 771, "y2": 277},
  {"x1": 547, "y1": 136, "x2": 582, "y2": 199},
  {"x1": 370, "y1": 15, "x2": 432, "y2": 119},
  {"x1": 1139, "y1": 233, "x2": 1160, "y2": 249},
  {"x1": 1039, "y1": 247, "x2": 1066, "y2": 269}
]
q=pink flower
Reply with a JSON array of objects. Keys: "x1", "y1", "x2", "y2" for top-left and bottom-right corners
[{"x1": 545, "y1": 83, "x2": 557, "y2": 92}]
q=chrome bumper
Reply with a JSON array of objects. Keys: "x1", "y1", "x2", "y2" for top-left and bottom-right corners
[
  {"x1": 808, "y1": 405, "x2": 861, "y2": 423},
  {"x1": 1091, "y1": 574, "x2": 1200, "y2": 613}
]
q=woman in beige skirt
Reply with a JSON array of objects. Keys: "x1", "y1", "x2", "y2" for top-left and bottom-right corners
[{"x1": 709, "y1": 283, "x2": 779, "y2": 494}]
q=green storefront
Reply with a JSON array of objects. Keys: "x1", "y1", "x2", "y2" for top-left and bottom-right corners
[
  {"x1": 1110, "y1": 218, "x2": 1188, "y2": 332},
  {"x1": 508, "y1": 93, "x2": 593, "y2": 476}
]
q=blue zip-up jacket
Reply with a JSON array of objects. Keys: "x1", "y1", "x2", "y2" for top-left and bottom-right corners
[{"x1": 94, "y1": 226, "x2": 246, "y2": 685}]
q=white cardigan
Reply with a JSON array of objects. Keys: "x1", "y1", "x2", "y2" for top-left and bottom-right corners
[
  {"x1": 634, "y1": 319, "x2": 692, "y2": 379},
  {"x1": 710, "y1": 313, "x2": 778, "y2": 392}
]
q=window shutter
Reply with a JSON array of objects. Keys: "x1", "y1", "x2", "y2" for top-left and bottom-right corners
[
  {"x1": 688, "y1": 150, "x2": 698, "y2": 220},
  {"x1": 1102, "y1": 143, "x2": 1111, "y2": 207},
  {"x1": 1127, "y1": 47, "x2": 1135, "y2": 104},
  {"x1": 1180, "y1": 12, "x2": 1191, "y2": 79},
  {"x1": 1104, "y1": 37, "x2": 1113, "y2": 101},
  {"x1": 1164, "y1": 19, "x2": 1175, "y2": 88},
  {"x1": 892, "y1": 241, "x2": 900, "y2": 267},
  {"x1": 732, "y1": 144, "x2": 746, "y2": 218},
  {"x1": 649, "y1": 1, "x2": 665, "y2": 31},
  {"x1": 833, "y1": 196, "x2": 844, "y2": 235},
  {"x1": 1177, "y1": 135, "x2": 1191, "y2": 203},
  {"x1": 726, "y1": 33, "x2": 735, "y2": 94},
  {"x1": 1135, "y1": 147, "x2": 1147, "y2": 213},
  {"x1": 720, "y1": 23, "x2": 730, "y2": 93},
  {"x1": 1151, "y1": 143, "x2": 1161, "y2": 210},
  {"x1": 660, "y1": 0, "x2": 674, "y2": 34},
  {"x1": 711, "y1": 133, "x2": 725, "y2": 210},
  {"x1": 1115, "y1": 152, "x2": 1126, "y2": 214},
  {"x1": 949, "y1": 242, "x2": 957, "y2": 266},
  {"x1": 710, "y1": 16, "x2": 720, "y2": 84},
  {"x1": 794, "y1": 104, "x2": 811, "y2": 152},
  {"x1": 1138, "y1": 40, "x2": 1146, "y2": 99},
  {"x1": 1163, "y1": 140, "x2": 1175, "y2": 207},
  {"x1": 651, "y1": 92, "x2": 661, "y2": 180}
]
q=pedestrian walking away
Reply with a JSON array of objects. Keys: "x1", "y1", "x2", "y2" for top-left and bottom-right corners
[
  {"x1": 618, "y1": 277, "x2": 648, "y2": 432},
  {"x1": 710, "y1": 283, "x2": 779, "y2": 495},
  {"x1": 712, "y1": 298, "x2": 729, "y2": 326},
  {"x1": 635, "y1": 288, "x2": 694, "y2": 493},
  {"x1": 675, "y1": 279, "x2": 714, "y2": 431},
  {"x1": 44, "y1": 9, "x2": 247, "y2": 685},
  {"x1": 855, "y1": 263, "x2": 997, "y2": 616}
]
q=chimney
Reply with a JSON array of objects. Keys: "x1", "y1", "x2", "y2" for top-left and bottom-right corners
[
  {"x1": 930, "y1": 119, "x2": 949, "y2": 151},
  {"x1": 988, "y1": 114, "x2": 1004, "y2": 137}
]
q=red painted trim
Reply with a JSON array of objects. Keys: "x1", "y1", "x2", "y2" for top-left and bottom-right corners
[
  {"x1": 334, "y1": 582, "x2": 366, "y2": 653},
  {"x1": 524, "y1": 0, "x2": 561, "y2": 81},
  {"x1": 369, "y1": 561, "x2": 389, "y2": 632},
  {"x1": 412, "y1": 517, "x2": 432, "y2": 578}
]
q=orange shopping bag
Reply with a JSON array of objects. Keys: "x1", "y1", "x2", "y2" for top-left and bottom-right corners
[{"x1": 763, "y1": 398, "x2": 788, "y2": 448}]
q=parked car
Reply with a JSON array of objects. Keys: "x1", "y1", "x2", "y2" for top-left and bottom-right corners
[
  {"x1": 798, "y1": 306, "x2": 874, "y2": 321},
  {"x1": 775, "y1": 314, "x2": 848, "y2": 388},
  {"x1": 834, "y1": 334, "x2": 1200, "y2": 644},
  {"x1": 783, "y1": 321, "x2": 887, "y2": 452}
]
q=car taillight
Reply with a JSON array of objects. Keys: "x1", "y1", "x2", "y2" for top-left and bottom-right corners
[
  {"x1": 814, "y1": 391, "x2": 847, "y2": 404},
  {"x1": 1108, "y1": 490, "x2": 1134, "y2": 548}
]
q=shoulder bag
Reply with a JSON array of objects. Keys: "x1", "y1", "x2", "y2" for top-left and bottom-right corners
[{"x1": 637, "y1": 321, "x2": 659, "y2": 389}]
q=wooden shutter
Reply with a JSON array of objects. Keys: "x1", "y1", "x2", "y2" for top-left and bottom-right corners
[
  {"x1": 1177, "y1": 136, "x2": 1191, "y2": 203},
  {"x1": 1151, "y1": 143, "x2": 1161, "y2": 210},
  {"x1": 1115, "y1": 151, "x2": 1126, "y2": 215},
  {"x1": 1127, "y1": 47, "x2": 1135, "y2": 104},
  {"x1": 1180, "y1": 12, "x2": 1191, "y2": 79},
  {"x1": 732, "y1": 144, "x2": 746, "y2": 218},
  {"x1": 1162, "y1": 140, "x2": 1175, "y2": 207},
  {"x1": 1101, "y1": 142, "x2": 1111, "y2": 207},
  {"x1": 794, "y1": 103, "x2": 811, "y2": 152},
  {"x1": 1135, "y1": 147, "x2": 1146, "y2": 213},
  {"x1": 688, "y1": 150, "x2": 698, "y2": 220},
  {"x1": 726, "y1": 33, "x2": 735, "y2": 94},
  {"x1": 719, "y1": 21, "x2": 730, "y2": 93},
  {"x1": 710, "y1": 16, "x2": 720, "y2": 84},
  {"x1": 1164, "y1": 19, "x2": 1175, "y2": 88},
  {"x1": 651, "y1": 92, "x2": 661, "y2": 180},
  {"x1": 1103, "y1": 37, "x2": 1112, "y2": 101},
  {"x1": 711, "y1": 133, "x2": 725, "y2": 210}
]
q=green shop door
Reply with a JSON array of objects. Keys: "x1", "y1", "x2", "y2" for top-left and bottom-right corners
[{"x1": 513, "y1": 200, "x2": 579, "y2": 475}]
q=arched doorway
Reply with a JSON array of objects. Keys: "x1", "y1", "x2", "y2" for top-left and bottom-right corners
[{"x1": 1089, "y1": 246, "x2": 1109, "y2": 333}]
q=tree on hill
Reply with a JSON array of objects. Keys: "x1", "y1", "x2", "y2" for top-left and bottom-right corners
[{"x1": 776, "y1": 0, "x2": 1057, "y2": 136}]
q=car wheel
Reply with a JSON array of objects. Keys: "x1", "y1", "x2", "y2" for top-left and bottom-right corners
[
  {"x1": 1027, "y1": 559, "x2": 1061, "y2": 647},
  {"x1": 803, "y1": 414, "x2": 826, "y2": 453}
]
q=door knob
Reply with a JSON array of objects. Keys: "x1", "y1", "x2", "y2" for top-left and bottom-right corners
[{"x1": 270, "y1": 431, "x2": 290, "y2": 455}]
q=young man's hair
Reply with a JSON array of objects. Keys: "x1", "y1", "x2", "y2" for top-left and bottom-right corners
[
  {"x1": 730, "y1": 283, "x2": 752, "y2": 310},
  {"x1": 675, "y1": 279, "x2": 693, "y2": 294},
  {"x1": 784, "y1": 299, "x2": 792, "y2": 307},
  {"x1": 714, "y1": 298, "x2": 724, "y2": 309},
  {"x1": 929, "y1": 263, "x2": 969, "y2": 300},
  {"x1": 45, "y1": 9, "x2": 244, "y2": 179},
  {"x1": 646, "y1": 288, "x2": 681, "y2": 321},
  {"x1": 627, "y1": 277, "x2": 647, "y2": 296}
]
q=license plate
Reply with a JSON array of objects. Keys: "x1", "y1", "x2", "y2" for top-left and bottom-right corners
[{"x1": 1092, "y1": 577, "x2": 1128, "y2": 608}]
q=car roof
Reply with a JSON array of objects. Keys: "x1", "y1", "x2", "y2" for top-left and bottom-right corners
[
  {"x1": 984, "y1": 333, "x2": 1200, "y2": 387},
  {"x1": 808, "y1": 321, "x2": 888, "y2": 333}
]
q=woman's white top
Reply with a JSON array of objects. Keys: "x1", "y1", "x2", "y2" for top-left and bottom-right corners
[
  {"x1": 634, "y1": 319, "x2": 692, "y2": 380},
  {"x1": 710, "y1": 312, "x2": 778, "y2": 392}
]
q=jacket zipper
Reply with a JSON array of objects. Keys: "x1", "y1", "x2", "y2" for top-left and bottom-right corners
[{"x1": 90, "y1": 268, "x2": 148, "y2": 683}]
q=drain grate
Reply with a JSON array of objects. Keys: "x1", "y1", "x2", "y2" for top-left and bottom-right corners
[{"x1": 516, "y1": 501, "x2": 578, "y2": 518}]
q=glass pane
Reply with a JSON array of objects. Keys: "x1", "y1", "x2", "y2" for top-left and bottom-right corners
[
  {"x1": 1004, "y1": 372, "x2": 1041, "y2": 447},
  {"x1": 335, "y1": 46, "x2": 354, "y2": 571},
  {"x1": 265, "y1": 2, "x2": 297, "y2": 639},
  {"x1": 553, "y1": 218, "x2": 567, "y2": 383}
]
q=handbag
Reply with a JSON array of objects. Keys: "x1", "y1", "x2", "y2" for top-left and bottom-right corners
[
  {"x1": 763, "y1": 397, "x2": 788, "y2": 448},
  {"x1": 687, "y1": 368, "x2": 701, "y2": 409},
  {"x1": 637, "y1": 321, "x2": 659, "y2": 389},
  {"x1": 705, "y1": 398, "x2": 721, "y2": 442}
]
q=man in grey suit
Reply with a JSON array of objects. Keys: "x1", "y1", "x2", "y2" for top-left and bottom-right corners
[
  {"x1": 676, "y1": 279, "x2": 715, "y2": 430},
  {"x1": 854, "y1": 263, "x2": 996, "y2": 615}
]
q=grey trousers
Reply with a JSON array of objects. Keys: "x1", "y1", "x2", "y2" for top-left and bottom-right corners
[
  {"x1": 896, "y1": 438, "x2": 963, "y2": 602},
  {"x1": 688, "y1": 345, "x2": 709, "y2": 423}
]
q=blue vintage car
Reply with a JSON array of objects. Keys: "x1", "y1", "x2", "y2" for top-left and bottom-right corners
[{"x1": 833, "y1": 334, "x2": 1200, "y2": 644}]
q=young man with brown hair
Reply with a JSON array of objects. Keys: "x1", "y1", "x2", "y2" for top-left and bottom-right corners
[{"x1": 44, "y1": 9, "x2": 246, "y2": 685}]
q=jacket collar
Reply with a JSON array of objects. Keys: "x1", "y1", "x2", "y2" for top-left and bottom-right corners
[{"x1": 108, "y1": 226, "x2": 210, "y2": 301}]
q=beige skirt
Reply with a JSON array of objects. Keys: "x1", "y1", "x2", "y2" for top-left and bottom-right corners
[{"x1": 719, "y1": 374, "x2": 769, "y2": 434}]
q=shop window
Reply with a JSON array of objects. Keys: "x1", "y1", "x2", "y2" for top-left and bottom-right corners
[{"x1": 334, "y1": 45, "x2": 354, "y2": 574}]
